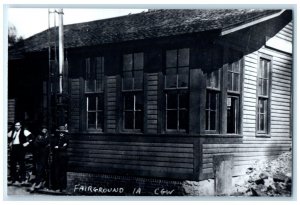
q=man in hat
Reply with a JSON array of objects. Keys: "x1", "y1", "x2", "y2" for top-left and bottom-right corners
[
  {"x1": 51, "y1": 125, "x2": 69, "y2": 192},
  {"x1": 29, "y1": 126, "x2": 50, "y2": 192},
  {"x1": 7, "y1": 121, "x2": 33, "y2": 185}
]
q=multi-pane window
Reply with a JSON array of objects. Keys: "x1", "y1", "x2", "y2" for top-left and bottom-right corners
[
  {"x1": 206, "y1": 70, "x2": 220, "y2": 131},
  {"x1": 257, "y1": 58, "x2": 271, "y2": 134},
  {"x1": 205, "y1": 57, "x2": 243, "y2": 134},
  {"x1": 122, "y1": 53, "x2": 144, "y2": 131},
  {"x1": 123, "y1": 93, "x2": 143, "y2": 130},
  {"x1": 86, "y1": 95, "x2": 104, "y2": 130},
  {"x1": 85, "y1": 57, "x2": 104, "y2": 131},
  {"x1": 165, "y1": 48, "x2": 189, "y2": 132},
  {"x1": 227, "y1": 61, "x2": 240, "y2": 92},
  {"x1": 227, "y1": 60, "x2": 242, "y2": 134},
  {"x1": 166, "y1": 91, "x2": 189, "y2": 131}
]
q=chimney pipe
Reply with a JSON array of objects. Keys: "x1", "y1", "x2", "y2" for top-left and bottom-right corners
[{"x1": 58, "y1": 8, "x2": 64, "y2": 94}]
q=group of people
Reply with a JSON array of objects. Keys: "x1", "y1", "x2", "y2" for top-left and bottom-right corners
[{"x1": 7, "y1": 121, "x2": 69, "y2": 193}]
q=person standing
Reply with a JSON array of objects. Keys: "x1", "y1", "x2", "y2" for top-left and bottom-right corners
[
  {"x1": 29, "y1": 127, "x2": 50, "y2": 192},
  {"x1": 51, "y1": 125, "x2": 69, "y2": 192},
  {"x1": 7, "y1": 121, "x2": 33, "y2": 185}
]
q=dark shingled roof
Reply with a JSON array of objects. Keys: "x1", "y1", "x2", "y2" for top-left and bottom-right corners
[{"x1": 10, "y1": 9, "x2": 282, "y2": 56}]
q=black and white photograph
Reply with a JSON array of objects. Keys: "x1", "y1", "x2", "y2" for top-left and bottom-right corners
[{"x1": 3, "y1": 2, "x2": 296, "y2": 200}]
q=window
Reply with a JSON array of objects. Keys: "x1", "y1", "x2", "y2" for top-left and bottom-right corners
[
  {"x1": 85, "y1": 57, "x2": 104, "y2": 131},
  {"x1": 165, "y1": 48, "x2": 189, "y2": 132},
  {"x1": 227, "y1": 96, "x2": 239, "y2": 133},
  {"x1": 205, "y1": 55, "x2": 243, "y2": 134},
  {"x1": 227, "y1": 60, "x2": 242, "y2": 134},
  {"x1": 166, "y1": 91, "x2": 189, "y2": 131},
  {"x1": 227, "y1": 61, "x2": 240, "y2": 92},
  {"x1": 257, "y1": 57, "x2": 271, "y2": 134},
  {"x1": 122, "y1": 53, "x2": 144, "y2": 131},
  {"x1": 205, "y1": 70, "x2": 220, "y2": 132},
  {"x1": 86, "y1": 95, "x2": 104, "y2": 130}
]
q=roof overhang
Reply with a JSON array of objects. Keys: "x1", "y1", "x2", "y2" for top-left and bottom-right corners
[{"x1": 221, "y1": 9, "x2": 286, "y2": 36}]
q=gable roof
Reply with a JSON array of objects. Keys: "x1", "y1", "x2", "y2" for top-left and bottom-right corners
[{"x1": 10, "y1": 9, "x2": 287, "y2": 57}]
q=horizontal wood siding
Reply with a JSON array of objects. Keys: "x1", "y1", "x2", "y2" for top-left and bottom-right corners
[
  {"x1": 146, "y1": 73, "x2": 158, "y2": 133},
  {"x1": 106, "y1": 76, "x2": 117, "y2": 133},
  {"x1": 68, "y1": 134, "x2": 195, "y2": 179},
  {"x1": 269, "y1": 48, "x2": 292, "y2": 136},
  {"x1": 70, "y1": 79, "x2": 80, "y2": 132},
  {"x1": 202, "y1": 22, "x2": 293, "y2": 178},
  {"x1": 243, "y1": 52, "x2": 258, "y2": 137},
  {"x1": 275, "y1": 21, "x2": 293, "y2": 43}
]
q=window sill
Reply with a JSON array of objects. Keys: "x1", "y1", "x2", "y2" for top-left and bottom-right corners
[
  {"x1": 122, "y1": 89, "x2": 143, "y2": 92},
  {"x1": 165, "y1": 129, "x2": 188, "y2": 134},
  {"x1": 204, "y1": 130, "x2": 219, "y2": 135},
  {"x1": 121, "y1": 130, "x2": 143, "y2": 134},
  {"x1": 84, "y1": 91, "x2": 104, "y2": 94},
  {"x1": 256, "y1": 134, "x2": 271, "y2": 138},
  {"x1": 82, "y1": 130, "x2": 103, "y2": 134},
  {"x1": 164, "y1": 87, "x2": 189, "y2": 90},
  {"x1": 204, "y1": 134, "x2": 243, "y2": 138}
]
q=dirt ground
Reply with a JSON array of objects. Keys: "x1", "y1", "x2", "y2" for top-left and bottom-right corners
[
  {"x1": 7, "y1": 185, "x2": 32, "y2": 195},
  {"x1": 232, "y1": 151, "x2": 292, "y2": 196},
  {"x1": 182, "y1": 151, "x2": 292, "y2": 197}
]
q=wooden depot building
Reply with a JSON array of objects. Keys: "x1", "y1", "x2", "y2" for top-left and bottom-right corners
[{"x1": 8, "y1": 9, "x2": 293, "y2": 194}]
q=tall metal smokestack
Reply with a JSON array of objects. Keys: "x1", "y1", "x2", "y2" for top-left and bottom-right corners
[
  {"x1": 57, "y1": 8, "x2": 66, "y2": 127},
  {"x1": 58, "y1": 8, "x2": 64, "y2": 94}
]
